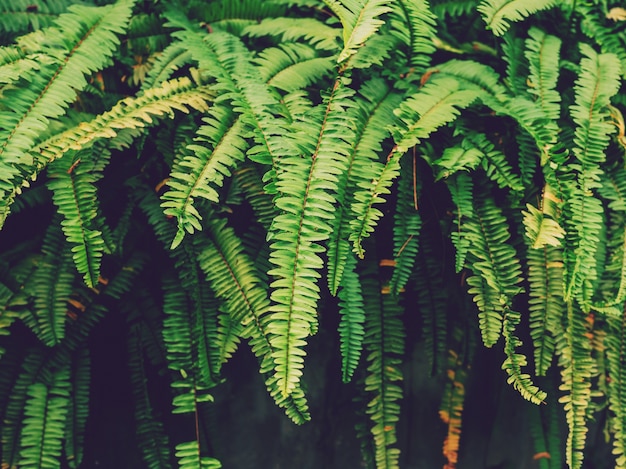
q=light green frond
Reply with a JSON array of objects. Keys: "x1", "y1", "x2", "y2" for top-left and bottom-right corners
[
  {"x1": 361, "y1": 273, "x2": 404, "y2": 469},
  {"x1": 18, "y1": 367, "x2": 70, "y2": 469},
  {"x1": 266, "y1": 77, "x2": 356, "y2": 396},
  {"x1": 328, "y1": 78, "x2": 402, "y2": 292},
  {"x1": 175, "y1": 440, "x2": 221, "y2": 469},
  {"x1": 323, "y1": 0, "x2": 393, "y2": 64},
  {"x1": 244, "y1": 17, "x2": 340, "y2": 51},
  {"x1": 391, "y1": 76, "x2": 481, "y2": 153},
  {"x1": 464, "y1": 187, "x2": 524, "y2": 347},
  {"x1": 256, "y1": 43, "x2": 335, "y2": 92},
  {"x1": 477, "y1": 0, "x2": 558, "y2": 36},
  {"x1": 161, "y1": 107, "x2": 248, "y2": 248},
  {"x1": 141, "y1": 41, "x2": 193, "y2": 91},
  {"x1": 390, "y1": 0, "x2": 437, "y2": 70},
  {"x1": 528, "y1": 244, "x2": 564, "y2": 376},
  {"x1": 47, "y1": 148, "x2": 109, "y2": 287},
  {"x1": 525, "y1": 27, "x2": 561, "y2": 121}
]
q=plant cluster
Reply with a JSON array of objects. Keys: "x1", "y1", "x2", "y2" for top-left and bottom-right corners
[{"x1": 1, "y1": 0, "x2": 626, "y2": 468}]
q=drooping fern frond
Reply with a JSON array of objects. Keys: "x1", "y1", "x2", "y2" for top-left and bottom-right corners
[
  {"x1": 327, "y1": 78, "x2": 402, "y2": 293},
  {"x1": 18, "y1": 366, "x2": 70, "y2": 469},
  {"x1": 161, "y1": 107, "x2": 248, "y2": 248},
  {"x1": 564, "y1": 45, "x2": 621, "y2": 305},
  {"x1": 463, "y1": 186, "x2": 524, "y2": 347},
  {"x1": 244, "y1": 17, "x2": 340, "y2": 51},
  {"x1": 558, "y1": 301, "x2": 595, "y2": 469},
  {"x1": 266, "y1": 78, "x2": 356, "y2": 396},
  {"x1": 361, "y1": 273, "x2": 405, "y2": 469},
  {"x1": 21, "y1": 223, "x2": 75, "y2": 347},
  {"x1": 337, "y1": 253, "x2": 366, "y2": 382},
  {"x1": 389, "y1": 0, "x2": 436, "y2": 71},
  {"x1": 477, "y1": 0, "x2": 558, "y2": 36},
  {"x1": 0, "y1": 0, "x2": 74, "y2": 37},
  {"x1": 47, "y1": 148, "x2": 109, "y2": 287}
]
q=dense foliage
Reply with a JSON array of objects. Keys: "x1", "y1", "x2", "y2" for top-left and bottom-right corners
[{"x1": 1, "y1": 0, "x2": 626, "y2": 467}]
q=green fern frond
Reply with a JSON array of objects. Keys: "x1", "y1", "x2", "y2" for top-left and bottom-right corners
[
  {"x1": 528, "y1": 244, "x2": 564, "y2": 376},
  {"x1": 141, "y1": 42, "x2": 193, "y2": 91},
  {"x1": 464, "y1": 187, "x2": 524, "y2": 347},
  {"x1": 525, "y1": 27, "x2": 561, "y2": 121},
  {"x1": 558, "y1": 301, "x2": 595, "y2": 469},
  {"x1": 47, "y1": 148, "x2": 109, "y2": 287},
  {"x1": 362, "y1": 274, "x2": 404, "y2": 469},
  {"x1": 21, "y1": 223, "x2": 75, "y2": 347},
  {"x1": 433, "y1": 140, "x2": 483, "y2": 181},
  {"x1": 522, "y1": 185, "x2": 566, "y2": 249},
  {"x1": 64, "y1": 348, "x2": 90, "y2": 469},
  {"x1": 466, "y1": 131, "x2": 524, "y2": 191},
  {"x1": 174, "y1": 440, "x2": 221, "y2": 469},
  {"x1": 161, "y1": 107, "x2": 248, "y2": 248},
  {"x1": 327, "y1": 78, "x2": 402, "y2": 293},
  {"x1": 337, "y1": 254, "x2": 366, "y2": 382},
  {"x1": 389, "y1": 154, "x2": 421, "y2": 295},
  {"x1": 1, "y1": 77, "x2": 214, "y2": 228},
  {"x1": 1, "y1": 349, "x2": 45, "y2": 469},
  {"x1": 267, "y1": 78, "x2": 356, "y2": 396},
  {"x1": 564, "y1": 45, "x2": 621, "y2": 303},
  {"x1": 18, "y1": 366, "x2": 70, "y2": 469},
  {"x1": 446, "y1": 172, "x2": 473, "y2": 272},
  {"x1": 501, "y1": 308, "x2": 546, "y2": 404},
  {"x1": 244, "y1": 17, "x2": 340, "y2": 51},
  {"x1": 322, "y1": 0, "x2": 393, "y2": 64},
  {"x1": 0, "y1": 0, "x2": 73, "y2": 37},
  {"x1": 256, "y1": 43, "x2": 335, "y2": 92},
  {"x1": 477, "y1": 0, "x2": 558, "y2": 36},
  {"x1": 390, "y1": 0, "x2": 436, "y2": 71}
]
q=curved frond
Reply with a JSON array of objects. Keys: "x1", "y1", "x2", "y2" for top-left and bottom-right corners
[{"x1": 477, "y1": 0, "x2": 558, "y2": 36}]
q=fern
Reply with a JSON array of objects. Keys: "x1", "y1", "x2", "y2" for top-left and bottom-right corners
[
  {"x1": 477, "y1": 0, "x2": 558, "y2": 36},
  {"x1": 389, "y1": 0, "x2": 437, "y2": 71},
  {"x1": 361, "y1": 271, "x2": 404, "y2": 469},
  {"x1": 0, "y1": 0, "x2": 135, "y2": 223},
  {"x1": 63, "y1": 348, "x2": 90, "y2": 469},
  {"x1": 18, "y1": 366, "x2": 70, "y2": 469},
  {"x1": 607, "y1": 312, "x2": 626, "y2": 468},
  {"x1": 337, "y1": 253, "x2": 366, "y2": 382}
]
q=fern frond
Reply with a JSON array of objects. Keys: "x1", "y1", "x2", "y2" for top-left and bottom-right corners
[
  {"x1": 18, "y1": 366, "x2": 70, "y2": 469},
  {"x1": 446, "y1": 172, "x2": 473, "y2": 272},
  {"x1": 47, "y1": 148, "x2": 109, "y2": 287},
  {"x1": 362, "y1": 274, "x2": 404, "y2": 469},
  {"x1": 464, "y1": 188, "x2": 524, "y2": 347},
  {"x1": 337, "y1": 254, "x2": 366, "y2": 382},
  {"x1": 322, "y1": 0, "x2": 393, "y2": 64},
  {"x1": 477, "y1": 0, "x2": 558, "y2": 36},
  {"x1": 161, "y1": 106, "x2": 248, "y2": 247},
  {"x1": 528, "y1": 244, "x2": 564, "y2": 376},
  {"x1": 525, "y1": 27, "x2": 561, "y2": 121},
  {"x1": 244, "y1": 17, "x2": 340, "y2": 51},
  {"x1": 390, "y1": 0, "x2": 436, "y2": 71},
  {"x1": 558, "y1": 301, "x2": 595, "y2": 469},
  {"x1": 266, "y1": 78, "x2": 356, "y2": 396},
  {"x1": 328, "y1": 78, "x2": 402, "y2": 292},
  {"x1": 141, "y1": 41, "x2": 193, "y2": 91},
  {"x1": 174, "y1": 440, "x2": 221, "y2": 469},
  {"x1": 0, "y1": 0, "x2": 73, "y2": 36},
  {"x1": 255, "y1": 43, "x2": 335, "y2": 93},
  {"x1": 22, "y1": 223, "x2": 75, "y2": 347},
  {"x1": 564, "y1": 45, "x2": 621, "y2": 303}
]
